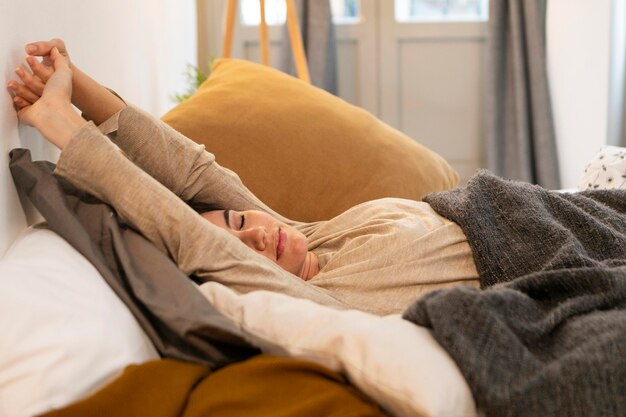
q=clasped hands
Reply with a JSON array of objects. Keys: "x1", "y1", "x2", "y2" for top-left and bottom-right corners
[{"x1": 6, "y1": 39, "x2": 86, "y2": 149}]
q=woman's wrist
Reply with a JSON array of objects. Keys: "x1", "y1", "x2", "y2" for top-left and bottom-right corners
[
  {"x1": 70, "y1": 66, "x2": 96, "y2": 111},
  {"x1": 34, "y1": 103, "x2": 87, "y2": 150},
  {"x1": 70, "y1": 66, "x2": 126, "y2": 125}
]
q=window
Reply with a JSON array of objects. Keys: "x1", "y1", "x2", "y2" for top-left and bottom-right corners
[
  {"x1": 330, "y1": 0, "x2": 361, "y2": 24},
  {"x1": 240, "y1": 0, "x2": 286, "y2": 25},
  {"x1": 395, "y1": 0, "x2": 488, "y2": 22},
  {"x1": 240, "y1": 0, "x2": 361, "y2": 26}
]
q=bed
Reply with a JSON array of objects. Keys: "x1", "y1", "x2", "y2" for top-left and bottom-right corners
[
  {"x1": 6, "y1": 141, "x2": 626, "y2": 417},
  {"x1": 3, "y1": 3, "x2": 626, "y2": 417}
]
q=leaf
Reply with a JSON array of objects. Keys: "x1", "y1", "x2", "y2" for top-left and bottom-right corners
[{"x1": 170, "y1": 57, "x2": 215, "y2": 103}]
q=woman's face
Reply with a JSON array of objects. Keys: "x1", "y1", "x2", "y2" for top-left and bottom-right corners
[{"x1": 201, "y1": 209, "x2": 309, "y2": 278}]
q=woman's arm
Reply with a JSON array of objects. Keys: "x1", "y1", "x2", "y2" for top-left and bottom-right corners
[
  {"x1": 109, "y1": 105, "x2": 300, "y2": 221},
  {"x1": 18, "y1": 39, "x2": 304, "y2": 227}
]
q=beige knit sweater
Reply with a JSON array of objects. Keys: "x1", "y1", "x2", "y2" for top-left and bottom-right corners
[{"x1": 55, "y1": 105, "x2": 478, "y2": 316}]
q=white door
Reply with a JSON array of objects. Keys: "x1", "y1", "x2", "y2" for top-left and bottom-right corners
[
  {"x1": 377, "y1": 1, "x2": 488, "y2": 182},
  {"x1": 198, "y1": 0, "x2": 487, "y2": 184}
]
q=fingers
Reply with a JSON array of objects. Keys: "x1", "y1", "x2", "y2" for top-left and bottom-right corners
[
  {"x1": 49, "y1": 47, "x2": 70, "y2": 71},
  {"x1": 26, "y1": 39, "x2": 71, "y2": 71},
  {"x1": 7, "y1": 78, "x2": 40, "y2": 104},
  {"x1": 15, "y1": 64, "x2": 46, "y2": 96},
  {"x1": 26, "y1": 55, "x2": 53, "y2": 82},
  {"x1": 6, "y1": 61, "x2": 46, "y2": 108},
  {"x1": 7, "y1": 41, "x2": 72, "y2": 118},
  {"x1": 24, "y1": 38, "x2": 67, "y2": 58},
  {"x1": 12, "y1": 95, "x2": 32, "y2": 111},
  {"x1": 25, "y1": 41, "x2": 54, "y2": 56}
]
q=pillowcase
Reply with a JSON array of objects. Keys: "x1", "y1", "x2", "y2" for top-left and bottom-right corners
[
  {"x1": 199, "y1": 281, "x2": 477, "y2": 417},
  {"x1": 0, "y1": 226, "x2": 159, "y2": 417},
  {"x1": 578, "y1": 146, "x2": 626, "y2": 190},
  {"x1": 162, "y1": 58, "x2": 459, "y2": 222}
]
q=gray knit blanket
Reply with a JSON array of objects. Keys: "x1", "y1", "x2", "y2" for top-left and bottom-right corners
[{"x1": 403, "y1": 170, "x2": 626, "y2": 417}]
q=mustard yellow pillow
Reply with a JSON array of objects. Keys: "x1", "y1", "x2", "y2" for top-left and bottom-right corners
[{"x1": 162, "y1": 59, "x2": 458, "y2": 222}]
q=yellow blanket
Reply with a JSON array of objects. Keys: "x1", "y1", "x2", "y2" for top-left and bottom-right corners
[{"x1": 39, "y1": 355, "x2": 387, "y2": 417}]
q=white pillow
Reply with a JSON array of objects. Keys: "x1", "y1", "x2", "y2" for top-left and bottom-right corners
[
  {"x1": 578, "y1": 146, "x2": 626, "y2": 190},
  {"x1": 0, "y1": 226, "x2": 159, "y2": 417},
  {"x1": 199, "y1": 282, "x2": 477, "y2": 417}
]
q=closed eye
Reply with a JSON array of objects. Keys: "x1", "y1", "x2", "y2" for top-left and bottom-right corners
[{"x1": 225, "y1": 210, "x2": 246, "y2": 230}]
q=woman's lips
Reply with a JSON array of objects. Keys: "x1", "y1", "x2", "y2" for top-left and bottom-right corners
[{"x1": 276, "y1": 228, "x2": 286, "y2": 260}]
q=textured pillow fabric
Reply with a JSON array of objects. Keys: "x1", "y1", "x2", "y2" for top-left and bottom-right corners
[
  {"x1": 162, "y1": 58, "x2": 459, "y2": 222},
  {"x1": 199, "y1": 282, "x2": 476, "y2": 417},
  {"x1": 578, "y1": 146, "x2": 626, "y2": 190},
  {"x1": 0, "y1": 226, "x2": 159, "y2": 417}
]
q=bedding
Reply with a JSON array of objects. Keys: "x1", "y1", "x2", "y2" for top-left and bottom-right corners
[
  {"x1": 8, "y1": 137, "x2": 477, "y2": 417},
  {"x1": 7, "y1": 149, "x2": 390, "y2": 417},
  {"x1": 199, "y1": 282, "x2": 477, "y2": 417},
  {"x1": 404, "y1": 170, "x2": 626, "y2": 416},
  {"x1": 9, "y1": 148, "x2": 259, "y2": 367},
  {"x1": 37, "y1": 356, "x2": 386, "y2": 417},
  {"x1": 0, "y1": 226, "x2": 158, "y2": 417},
  {"x1": 12, "y1": 120, "x2": 626, "y2": 416},
  {"x1": 162, "y1": 58, "x2": 459, "y2": 221},
  {"x1": 197, "y1": 169, "x2": 626, "y2": 417}
]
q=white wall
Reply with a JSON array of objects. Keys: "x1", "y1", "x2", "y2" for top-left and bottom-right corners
[
  {"x1": 0, "y1": 0, "x2": 196, "y2": 255},
  {"x1": 547, "y1": 0, "x2": 613, "y2": 189}
]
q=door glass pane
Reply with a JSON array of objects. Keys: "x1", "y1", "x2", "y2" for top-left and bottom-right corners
[
  {"x1": 241, "y1": 0, "x2": 361, "y2": 26},
  {"x1": 241, "y1": 0, "x2": 286, "y2": 26},
  {"x1": 330, "y1": 0, "x2": 361, "y2": 24},
  {"x1": 395, "y1": 0, "x2": 489, "y2": 22}
]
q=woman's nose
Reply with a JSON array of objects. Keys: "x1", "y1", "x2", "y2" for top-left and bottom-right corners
[{"x1": 240, "y1": 226, "x2": 266, "y2": 251}]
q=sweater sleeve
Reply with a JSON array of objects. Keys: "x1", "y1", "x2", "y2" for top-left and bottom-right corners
[
  {"x1": 106, "y1": 105, "x2": 304, "y2": 223},
  {"x1": 54, "y1": 122, "x2": 345, "y2": 308}
]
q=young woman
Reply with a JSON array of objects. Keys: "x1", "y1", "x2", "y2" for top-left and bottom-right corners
[{"x1": 7, "y1": 39, "x2": 479, "y2": 315}]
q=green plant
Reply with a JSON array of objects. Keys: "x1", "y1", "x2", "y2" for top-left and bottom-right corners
[{"x1": 171, "y1": 59, "x2": 213, "y2": 103}]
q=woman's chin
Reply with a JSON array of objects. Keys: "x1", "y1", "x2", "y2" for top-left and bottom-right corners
[{"x1": 281, "y1": 230, "x2": 312, "y2": 278}]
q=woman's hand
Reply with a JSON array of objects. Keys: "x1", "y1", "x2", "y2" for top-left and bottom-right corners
[
  {"x1": 10, "y1": 37, "x2": 125, "y2": 125},
  {"x1": 8, "y1": 65, "x2": 44, "y2": 103},
  {"x1": 25, "y1": 38, "x2": 71, "y2": 79},
  {"x1": 7, "y1": 39, "x2": 70, "y2": 110},
  {"x1": 11, "y1": 47, "x2": 71, "y2": 125},
  {"x1": 8, "y1": 47, "x2": 86, "y2": 149}
]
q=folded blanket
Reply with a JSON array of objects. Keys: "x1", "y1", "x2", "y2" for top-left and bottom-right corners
[
  {"x1": 404, "y1": 170, "x2": 626, "y2": 417},
  {"x1": 37, "y1": 356, "x2": 387, "y2": 417}
]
